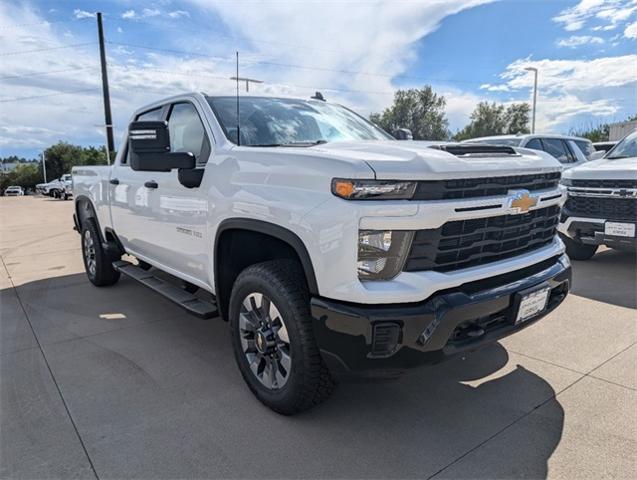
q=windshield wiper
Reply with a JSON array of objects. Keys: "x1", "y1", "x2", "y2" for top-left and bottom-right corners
[{"x1": 280, "y1": 140, "x2": 328, "y2": 147}]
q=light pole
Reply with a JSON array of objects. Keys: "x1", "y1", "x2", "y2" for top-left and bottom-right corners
[
  {"x1": 41, "y1": 152, "x2": 47, "y2": 183},
  {"x1": 524, "y1": 67, "x2": 538, "y2": 134}
]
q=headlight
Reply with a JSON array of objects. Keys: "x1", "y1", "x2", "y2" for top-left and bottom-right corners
[
  {"x1": 332, "y1": 179, "x2": 416, "y2": 200},
  {"x1": 358, "y1": 230, "x2": 414, "y2": 280}
]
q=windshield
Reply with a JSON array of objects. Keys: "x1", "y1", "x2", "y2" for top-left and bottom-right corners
[
  {"x1": 606, "y1": 131, "x2": 637, "y2": 159},
  {"x1": 465, "y1": 138, "x2": 522, "y2": 147},
  {"x1": 207, "y1": 96, "x2": 393, "y2": 146}
]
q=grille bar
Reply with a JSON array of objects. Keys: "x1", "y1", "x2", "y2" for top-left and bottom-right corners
[
  {"x1": 405, "y1": 205, "x2": 560, "y2": 272},
  {"x1": 571, "y1": 179, "x2": 637, "y2": 189},
  {"x1": 413, "y1": 172, "x2": 560, "y2": 201}
]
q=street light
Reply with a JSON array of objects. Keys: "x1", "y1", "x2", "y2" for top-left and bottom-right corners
[
  {"x1": 230, "y1": 76, "x2": 263, "y2": 92},
  {"x1": 524, "y1": 67, "x2": 538, "y2": 134}
]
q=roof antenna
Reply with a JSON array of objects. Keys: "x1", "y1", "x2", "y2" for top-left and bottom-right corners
[
  {"x1": 235, "y1": 51, "x2": 240, "y2": 146},
  {"x1": 311, "y1": 91, "x2": 325, "y2": 101}
]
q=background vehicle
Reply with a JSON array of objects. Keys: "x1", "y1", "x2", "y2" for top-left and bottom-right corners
[
  {"x1": 462, "y1": 134, "x2": 592, "y2": 166},
  {"x1": 37, "y1": 174, "x2": 72, "y2": 199},
  {"x1": 559, "y1": 131, "x2": 637, "y2": 260},
  {"x1": 4, "y1": 186, "x2": 24, "y2": 196},
  {"x1": 72, "y1": 93, "x2": 571, "y2": 414}
]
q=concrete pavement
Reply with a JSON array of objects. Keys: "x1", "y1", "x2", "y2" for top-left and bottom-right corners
[{"x1": 1, "y1": 196, "x2": 635, "y2": 479}]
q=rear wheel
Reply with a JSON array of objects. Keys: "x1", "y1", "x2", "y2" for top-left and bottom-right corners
[
  {"x1": 229, "y1": 260, "x2": 335, "y2": 415},
  {"x1": 81, "y1": 218, "x2": 120, "y2": 286},
  {"x1": 562, "y1": 234, "x2": 598, "y2": 260}
]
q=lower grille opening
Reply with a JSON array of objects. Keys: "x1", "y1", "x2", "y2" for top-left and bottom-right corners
[
  {"x1": 565, "y1": 196, "x2": 636, "y2": 222},
  {"x1": 371, "y1": 322, "x2": 401, "y2": 357}
]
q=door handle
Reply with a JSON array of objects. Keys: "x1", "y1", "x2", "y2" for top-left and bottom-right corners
[
  {"x1": 144, "y1": 180, "x2": 158, "y2": 189},
  {"x1": 109, "y1": 178, "x2": 120, "y2": 185}
]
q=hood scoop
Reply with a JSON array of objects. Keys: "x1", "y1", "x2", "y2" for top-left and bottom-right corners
[{"x1": 430, "y1": 144, "x2": 519, "y2": 157}]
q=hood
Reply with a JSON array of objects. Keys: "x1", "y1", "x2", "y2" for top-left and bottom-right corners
[
  {"x1": 296, "y1": 140, "x2": 561, "y2": 180},
  {"x1": 563, "y1": 156, "x2": 637, "y2": 180}
]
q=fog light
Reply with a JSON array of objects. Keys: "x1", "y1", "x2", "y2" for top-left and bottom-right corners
[{"x1": 357, "y1": 230, "x2": 413, "y2": 280}]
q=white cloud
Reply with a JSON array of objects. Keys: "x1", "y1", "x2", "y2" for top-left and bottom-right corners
[
  {"x1": 168, "y1": 10, "x2": 190, "y2": 18},
  {"x1": 553, "y1": 0, "x2": 637, "y2": 32},
  {"x1": 121, "y1": 10, "x2": 136, "y2": 19},
  {"x1": 142, "y1": 8, "x2": 161, "y2": 18},
  {"x1": 556, "y1": 35, "x2": 604, "y2": 47},
  {"x1": 625, "y1": 19, "x2": 637, "y2": 37},
  {"x1": 488, "y1": 55, "x2": 637, "y2": 130},
  {"x1": 73, "y1": 8, "x2": 95, "y2": 19}
]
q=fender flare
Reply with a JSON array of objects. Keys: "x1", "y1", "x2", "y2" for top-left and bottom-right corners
[{"x1": 214, "y1": 218, "x2": 319, "y2": 295}]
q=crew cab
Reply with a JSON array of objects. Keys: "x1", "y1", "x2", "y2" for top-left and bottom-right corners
[
  {"x1": 72, "y1": 93, "x2": 571, "y2": 414},
  {"x1": 559, "y1": 131, "x2": 637, "y2": 259}
]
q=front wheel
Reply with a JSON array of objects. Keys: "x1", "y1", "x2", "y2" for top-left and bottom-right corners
[
  {"x1": 561, "y1": 234, "x2": 598, "y2": 260},
  {"x1": 81, "y1": 218, "x2": 120, "y2": 286},
  {"x1": 229, "y1": 260, "x2": 335, "y2": 415}
]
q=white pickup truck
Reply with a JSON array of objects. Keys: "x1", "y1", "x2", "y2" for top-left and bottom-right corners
[
  {"x1": 72, "y1": 93, "x2": 571, "y2": 414},
  {"x1": 559, "y1": 131, "x2": 637, "y2": 259}
]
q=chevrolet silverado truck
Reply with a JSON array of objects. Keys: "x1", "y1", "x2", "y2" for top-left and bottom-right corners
[
  {"x1": 72, "y1": 93, "x2": 571, "y2": 414},
  {"x1": 559, "y1": 131, "x2": 637, "y2": 260}
]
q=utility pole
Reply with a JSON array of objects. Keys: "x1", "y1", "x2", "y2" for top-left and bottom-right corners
[
  {"x1": 41, "y1": 152, "x2": 47, "y2": 183},
  {"x1": 524, "y1": 67, "x2": 538, "y2": 134},
  {"x1": 97, "y1": 12, "x2": 114, "y2": 164}
]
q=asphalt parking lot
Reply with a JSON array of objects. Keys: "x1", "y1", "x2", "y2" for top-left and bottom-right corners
[{"x1": 1, "y1": 196, "x2": 636, "y2": 479}]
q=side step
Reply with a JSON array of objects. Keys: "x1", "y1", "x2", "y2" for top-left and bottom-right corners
[{"x1": 113, "y1": 260, "x2": 218, "y2": 319}]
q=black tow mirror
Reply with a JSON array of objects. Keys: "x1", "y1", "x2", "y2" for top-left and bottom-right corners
[
  {"x1": 393, "y1": 128, "x2": 413, "y2": 140},
  {"x1": 129, "y1": 121, "x2": 196, "y2": 172}
]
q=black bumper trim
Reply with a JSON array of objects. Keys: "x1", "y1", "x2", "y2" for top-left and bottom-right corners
[
  {"x1": 561, "y1": 215, "x2": 637, "y2": 250},
  {"x1": 311, "y1": 256, "x2": 571, "y2": 380}
]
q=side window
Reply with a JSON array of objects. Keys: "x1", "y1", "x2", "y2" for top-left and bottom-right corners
[
  {"x1": 541, "y1": 138, "x2": 571, "y2": 163},
  {"x1": 525, "y1": 138, "x2": 543, "y2": 151},
  {"x1": 167, "y1": 103, "x2": 210, "y2": 166}
]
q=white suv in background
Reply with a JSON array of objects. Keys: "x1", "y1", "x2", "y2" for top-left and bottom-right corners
[{"x1": 463, "y1": 134, "x2": 593, "y2": 167}]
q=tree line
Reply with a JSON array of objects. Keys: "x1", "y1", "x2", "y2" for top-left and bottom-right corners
[
  {"x1": 0, "y1": 143, "x2": 111, "y2": 193},
  {"x1": 370, "y1": 85, "x2": 635, "y2": 143}
]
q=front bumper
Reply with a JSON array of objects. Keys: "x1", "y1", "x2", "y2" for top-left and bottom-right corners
[
  {"x1": 558, "y1": 216, "x2": 637, "y2": 250},
  {"x1": 311, "y1": 254, "x2": 571, "y2": 380}
]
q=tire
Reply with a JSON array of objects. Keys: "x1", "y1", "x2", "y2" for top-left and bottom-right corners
[
  {"x1": 229, "y1": 260, "x2": 335, "y2": 415},
  {"x1": 562, "y1": 234, "x2": 598, "y2": 261},
  {"x1": 81, "y1": 218, "x2": 120, "y2": 286}
]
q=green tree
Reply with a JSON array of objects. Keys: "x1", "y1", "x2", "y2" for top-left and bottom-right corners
[
  {"x1": 43, "y1": 142, "x2": 110, "y2": 180},
  {"x1": 0, "y1": 163, "x2": 41, "y2": 193},
  {"x1": 453, "y1": 102, "x2": 530, "y2": 141},
  {"x1": 369, "y1": 86, "x2": 450, "y2": 140},
  {"x1": 568, "y1": 122, "x2": 610, "y2": 143}
]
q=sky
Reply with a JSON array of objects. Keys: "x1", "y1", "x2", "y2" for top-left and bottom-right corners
[{"x1": 1, "y1": 0, "x2": 636, "y2": 159}]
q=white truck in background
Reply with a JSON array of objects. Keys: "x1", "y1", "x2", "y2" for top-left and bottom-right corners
[
  {"x1": 559, "y1": 131, "x2": 637, "y2": 259},
  {"x1": 37, "y1": 173, "x2": 72, "y2": 199},
  {"x1": 72, "y1": 92, "x2": 571, "y2": 414}
]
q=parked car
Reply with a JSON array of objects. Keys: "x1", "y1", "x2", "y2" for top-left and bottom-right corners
[
  {"x1": 4, "y1": 186, "x2": 24, "y2": 196},
  {"x1": 559, "y1": 131, "x2": 637, "y2": 260},
  {"x1": 593, "y1": 141, "x2": 617, "y2": 153},
  {"x1": 36, "y1": 174, "x2": 72, "y2": 199},
  {"x1": 462, "y1": 134, "x2": 592, "y2": 167},
  {"x1": 72, "y1": 93, "x2": 571, "y2": 414}
]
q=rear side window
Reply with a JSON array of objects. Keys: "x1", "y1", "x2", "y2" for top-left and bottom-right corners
[
  {"x1": 540, "y1": 138, "x2": 574, "y2": 163},
  {"x1": 525, "y1": 138, "x2": 543, "y2": 150},
  {"x1": 167, "y1": 103, "x2": 210, "y2": 166}
]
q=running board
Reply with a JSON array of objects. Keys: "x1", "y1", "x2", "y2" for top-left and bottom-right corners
[{"x1": 113, "y1": 260, "x2": 218, "y2": 319}]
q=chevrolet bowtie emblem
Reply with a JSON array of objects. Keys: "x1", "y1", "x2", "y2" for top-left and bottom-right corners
[{"x1": 508, "y1": 189, "x2": 538, "y2": 214}]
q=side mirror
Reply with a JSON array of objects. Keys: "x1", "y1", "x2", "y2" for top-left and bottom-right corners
[
  {"x1": 129, "y1": 121, "x2": 196, "y2": 172},
  {"x1": 393, "y1": 128, "x2": 413, "y2": 141},
  {"x1": 590, "y1": 150, "x2": 605, "y2": 161}
]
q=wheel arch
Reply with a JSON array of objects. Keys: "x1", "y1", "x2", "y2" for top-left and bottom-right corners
[{"x1": 214, "y1": 218, "x2": 319, "y2": 320}]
